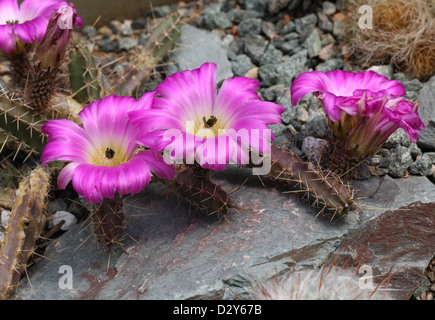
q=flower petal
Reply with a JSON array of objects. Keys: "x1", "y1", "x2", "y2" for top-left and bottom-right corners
[
  {"x1": 0, "y1": 23, "x2": 16, "y2": 53},
  {"x1": 0, "y1": 0, "x2": 19, "y2": 24}
]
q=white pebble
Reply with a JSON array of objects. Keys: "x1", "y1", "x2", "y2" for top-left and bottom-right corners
[{"x1": 49, "y1": 211, "x2": 78, "y2": 231}]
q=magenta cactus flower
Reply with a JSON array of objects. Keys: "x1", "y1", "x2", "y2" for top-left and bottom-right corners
[
  {"x1": 291, "y1": 70, "x2": 425, "y2": 158},
  {"x1": 0, "y1": 0, "x2": 80, "y2": 54},
  {"x1": 129, "y1": 62, "x2": 285, "y2": 171},
  {"x1": 41, "y1": 94, "x2": 174, "y2": 203}
]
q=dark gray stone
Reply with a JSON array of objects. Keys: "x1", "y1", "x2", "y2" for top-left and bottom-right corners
[
  {"x1": 261, "y1": 21, "x2": 276, "y2": 39},
  {"x1": 304, "y1": 30, "x2": 321, "y2": 59},
  {"x1": 417, "y1": 121, "x2": 435, "y2": 152},
  {"x1": 99, "y1": 38, "x2": 118, "y2": 52},
  {"x1": 409, "y1": 153, "x2": 433, "y2": 176},
  {"x1": 260, "y1": 44, "x2": 283, "y2": 66},
  {"x1": 322, "y1": 1, "x2": 337, "y2": 15},
  {"x1": 417, "y1": 74, "x2": 435, "y2": 125},
  {"x1": 258, "y1": 63, "x2": 278, "y2": 87},
  {"x1": 237, "y1": 18, "x2": 262, "y2": 37},
  {"x1": 278, "y1": 21, "x2": 295, "y2": 35},
  {"x1": 315, "y1": 58, "x2": 343, "y2": 72},
  {"x1": 167, "y1": 25, "x2": 233, "y2": 83},
  {"x1": 13, "y1": 171, "x2": 435, "y2": 300},
  {"x1": 392, "y1": 72, "x2": 423, "y2": 101},
  {"x1": 306, "y1": 109, "x2": 328, "y2": 138},
  {"x1": 268, "y1": 0, "x2": 292, "y2": 15},
  {"x1": 276, "y1": 50, "x2": 308, "y2": 85},
  {"x1": 317, "y1": 12, "x2": 333, "y2": 33},
  {"x1": 385, "y1": 145, "x2": 414, "y2": 178},
  {"x1": 118, "y1": 37, "x2": 137, "y2": 51},
  {"x1": 227, "y1": 9, "x2": 261, "y2": 24},
  {"x1": 384, "y1": 129, "x2": 412, "y2": 149},
  {"x1": 232, "y1": 54, "x2": 255, "y2": 77},
  {"x1": 200, "y1": 12, "x2": 233, "y2": 30},
  {"x1": 295, "y1": 13, "x2": 317, "y2": 42},
  {"x1": 273, "y1": 33, "x2": 300, "y2": 55},
  {"x1": 243, "y1": 34, "x2": 267, "y2": 65},
  {"x1": 409, "y1": 143, "x2": 423, "y2": 159},
  {"x1": 332, "y1": 20, "x2": 345, "y2": 40},
  {"x1": 242, "y1": 0, "x2": 268, "y2": 16},
  {"x1": 131, "y1": 17, "x2": 147, "y2": 30},
  {"x1": 82, "y1": 25, "x2": 97, "y2": 38}
]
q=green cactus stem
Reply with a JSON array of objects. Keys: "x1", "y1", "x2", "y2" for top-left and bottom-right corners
[
  {"x1": 0, "y1": 96, "x2": 45, "y2": 156},
  {"x1": 0, "y1": 167, "x2": 51, "y2": 300},
  {"x1": 68, "y1": 40, "x2": 101, "y2": 104}
]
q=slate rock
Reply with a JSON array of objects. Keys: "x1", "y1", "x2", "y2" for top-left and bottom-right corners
[
  {"x1": 385, "y1": 145, "x2": 413, "y2": 178},
  {"x1": 418, "y1": 74, "x2": 435, "y2": 125},
  {"x1": 99, "y1": 38, "x2": 117, "y2": 52},
  {"x1": 276, "y1": 50, "x2": 308, "y2": 85},
  {"x1": 417, "y1": 121, "x2": 435, "y2": 152},
  {"x1": 232, "y1": 54, "x2": 255, "y2": 77},
  {"x1": 260, "y1": 44, "x2": 283, "y2": 66},
  {"x1": 315, "y1": 58, "x2": 343, "y2": 72},
  {"x1": 304, "y1": 29, "x2": 321, "y2": 58},
  {"x1": 332, "y1": 201, "x2": 435, "y2": 300},
  {"x1": 13, "y1": 172, "x2": 435, "y2": 300},
  {"x1": 167, "y1": 24, "x2": 233, "y2": 83},
  {"x1": 409, "y1": 153, "x2": 433, "y2": 176},
  {"x1": 237, "y1": 18, "x2": 262, "y2": 37},
  {"x1": 243, "y1": 34, "x2": 268, "y2": 65},
  {"x1": 118, "y1": 37, "x2": 137, "y2": 51}
]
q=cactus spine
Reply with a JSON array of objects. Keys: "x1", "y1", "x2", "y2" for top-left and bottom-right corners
[
  {"x1": 92, "y1": 194, "x2": 126, "y2": 248},
  {"x1": 267, "y1": 145, "x2": 356, "y2": 220},
  {"x1": 68, "y1": 39, "x2": 101, "y2": 104},
  {"x1": 0, "y1": 167, "x2": 51, "y2": 300},
  {"x1": 172, "y1": 166, "x2": 233, "y2": 218},
  {"x1": 115, "y1": 14, "x2": 182, "y2": 96}
]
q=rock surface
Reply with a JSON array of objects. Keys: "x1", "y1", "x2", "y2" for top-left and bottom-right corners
[
  {"x1": 166, "y1": 24, "x2": 233, "y2": 83},
  {"x1": 13, "y1": 168, "x2": 435, "y2": 300}
]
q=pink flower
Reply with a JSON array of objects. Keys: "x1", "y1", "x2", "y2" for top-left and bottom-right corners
[
  {"x1": 291, "y1": 70, "x2": 424, "y2": 158},
  {"x1": 128, "y1": 63, "x2": 285, "y2": 171},
  {"x1": 0, "y1": 0, "x2": 81, "y2": 54},
  {"x1": 34, "y1": 3, "x2": 82, "y2": 69},
  {"x1": 41, "y1": 94, "x2": 174, "y2": 203}
]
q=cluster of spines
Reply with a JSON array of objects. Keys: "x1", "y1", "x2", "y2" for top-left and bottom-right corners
[
  {"x1": 115, "y1": 13, "x2": 182, "y2": 96},
  {"x1": 172, "y1": 167, "x2": 233, "y2": 220},
  {"x1": 267, "y1": 145, "x2": 356, "y2": 221},
  {"x1": 0, "y1": 95, "x2": 45, "y2": 160},
  {"x1": 0, "y1": 167, "x2": 51, "y2": 300}
]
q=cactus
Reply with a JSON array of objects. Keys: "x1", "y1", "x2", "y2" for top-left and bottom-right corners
[
  {"x1": 0, "y1": 95, "x2": 45, "y2": 157},
  {"x1": 68, "y1": 38, "x2": 101, "y2": 105},
  {"x1": 92, "y1": 194, "x2": 126, "y2": 248},
  {"x1": 250, "y1": 266, "x2": 392, "y2": 300},
  {"x1": 115, "y1": 13, "x2": 182, "y2": 96},
  {"x1": 0, "y1": 167, "x2": 51, "y2": 300},
  {"x1": 172, "y1": 166, "x2": 233, "y2": 219},
  {"x1": 267, "y1": 145, "x2": 356, "y2": 220}
]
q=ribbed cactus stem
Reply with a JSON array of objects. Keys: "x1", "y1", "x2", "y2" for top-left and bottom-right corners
[
  {"x1": 268, "y1": 145, "x2": 356, "y2": 220},
  {"x1": 116, "y1": 14, "x2": 182, "y2": 96},
  {"x1": 92, "y1": 194, "x2": 125, "y2": 247},
  {"x1": 0, "y1": 167, "x2": 51, "y2": 300},
  {"x1": 173, "y1": 167, "x2": 232, "y2": 217},
  {"x1": 0, "y1": 96, "x2": 45, "y2": 155},
  {"x1": 68, "y1": 40, "x2": 100, "y2": 104}
]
